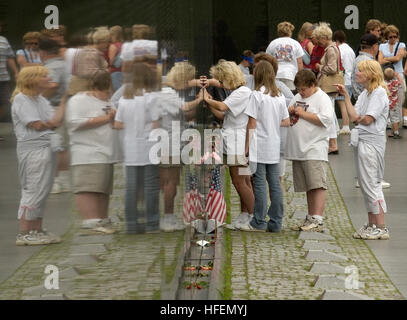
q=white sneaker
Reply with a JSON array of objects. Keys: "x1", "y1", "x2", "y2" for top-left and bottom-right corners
[
  {"x1": 160, "y1": 215, "x2": 186, "y2": 232},
  {"x1": 381, "y1": 180, "x2": 391, "y2": 189},
  {"x1": 238, "y1": 220, "x2": 266, "y2": 232},
  {"x1": 39, "y1": 229, "x2": 62, "y2": 244},
  {"x1": 16, "y1": 231, "x2": 52, "y2": 246},
  {"x1": 81, "y1": 219, "x2": 116, "y2": 235},
  {"x1": 300, "y1": 215, "x2": 324, "y2": 232},
  {"x1": 225, "y1": 213, "x2": 250, "y2": 230},
  {"x1": 360, "y1": 226, "x2": 390, "y2": 240},
  {"x1": 353, "y1": 223, "x2": 371, "y2": 239}
]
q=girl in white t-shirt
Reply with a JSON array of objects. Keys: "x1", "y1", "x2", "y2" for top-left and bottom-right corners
[
  {"x1": 114, "y1": 63, "x2": 161, "y2": 234},
  {"x1": 239, "y1": 61, "x2": 290, "y2": 232},
  {"x1": 336, "y1": 60, "x2": 390, "y2": 240},
  {"x1": 203, "y1": 61, "x2": 254, "y2": 229},
  {"x1": 11, "y1": 66, "x2": 66, "y2": 246}
]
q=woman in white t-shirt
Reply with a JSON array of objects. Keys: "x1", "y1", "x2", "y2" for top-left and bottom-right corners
[
  {"x1": 11, "y1": 66, "x2": 66, "y2": 246},
  {"x1": 239, "y1": 61, "x2": 290, "y2": 232},
  {"x1": 203, "y1": 60, "x2": 254, "y2": 227},
  {"x1": 66, "y1": 70, "x2": 120, "y2": 235},
  {"x1": 266, "y1": 21, "x2": 304, "y2": 91},
  {"x1": 285, "y1": 69, "x2": 333, "y2": 233},
  {"x1": 336, "y1": 60, "x2": 390, "y2": 240}
]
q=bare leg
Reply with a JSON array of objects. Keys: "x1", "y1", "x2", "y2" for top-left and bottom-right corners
[
  {"x1": 337, "y1": 100, "x2": 349, "y2": 128},
  {"x1": 392, "y1": 122, "x2": 399, "y2": 134},
  {"x1": 97, "y1": 193, "x2": 110, "y2": 219},
  {"x1": 329, "y1": 138, "x2": 338, "y2": 152},
  {"x1": 19, "y1": 213, "x2": 38, "y2": 233},
  {"x1": 75, "y1": 192, "x2": 106, "y2": 220},
  {"x1": 160, "y1": 168, "x2": 180, "y2": 214},
  {"x1": 306, "y1": 188, "x2": 326, "y2": 217},
  {"x1": 230, "y1": 167, "x2": 254, "y2": 214},
  {"x1": 368, "y1": 204, "x2": 386, "y2": 226}
]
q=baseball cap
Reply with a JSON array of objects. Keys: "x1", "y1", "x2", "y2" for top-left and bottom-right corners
[{"x1": 360, "y1": 34, "x2": 378, "y2": 46}]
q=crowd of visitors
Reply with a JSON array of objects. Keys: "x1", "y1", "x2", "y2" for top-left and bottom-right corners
[{"x1": 1, "y1": 17, "x2": 402, "y2": 245}]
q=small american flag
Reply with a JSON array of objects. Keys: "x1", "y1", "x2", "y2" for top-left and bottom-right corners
[
  {"x1": 183, "y1": 169, "x2": 204, "y2": 224},
  {"x1": 205, "y1": 166, "x2": 227, "y2": 225}
]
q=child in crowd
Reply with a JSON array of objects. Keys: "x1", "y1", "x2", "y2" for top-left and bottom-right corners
[
  {"x1": 66, "y1": 70, "x2": 120, "y2": 235},
  {"x1": 383, "y1": 68, "x2": 404, "y2": 139},
  {"x1": 11, "y1": 66, "x2": 65, "y2": 245},
  {"x1": 285, "y1": 69, "x2": 333, "y2": 232},
  {"x1": 238, "y1": 50, "x2": 254, "y2": 75},
  {"x1": 239, "y1": 61, "x2": 290, "y2": 232},
  {"x1": 114, "y1": 62, "x2": 161, "y2": 234}
]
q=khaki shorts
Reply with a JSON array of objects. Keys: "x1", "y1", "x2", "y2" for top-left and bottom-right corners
[
  {"x1": 223, "y1": 154, "x2": 248, "y2": 167},
  {"x1": 292, "y1": 160, "x2": 328, "y2": 192},
  {"x1": 72, "y1": 164, "x2": 114, "y2": 195}
]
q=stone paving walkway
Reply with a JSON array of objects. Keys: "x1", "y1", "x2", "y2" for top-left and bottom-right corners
[
  {"x1": 0, "y1": 160, "x2": 405, "y2": 300},
  {"x1": 228, "y1": 161, "x2": 405, "y2": 300},
  {"x1": 0, "y1": 164, "x2": 185, "y2": 300}
]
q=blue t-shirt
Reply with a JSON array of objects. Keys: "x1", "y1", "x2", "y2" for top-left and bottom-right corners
[{"x1": 379, "y1": 42, "x2": 406, "y2": 73}]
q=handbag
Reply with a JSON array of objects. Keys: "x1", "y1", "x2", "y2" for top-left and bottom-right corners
[
  {"x1": 318, "y1": 45, "x2": 344, "y2": 94},
  {"x1": 381, "y1": 42, "x2": 400, "y2": 71},
  {"x1": 302, "y1": 48, "x2": 311, "y2": 65}
]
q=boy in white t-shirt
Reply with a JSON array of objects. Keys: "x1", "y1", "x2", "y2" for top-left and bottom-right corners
[{"x1": 285, "y1": 69, "x2": 333, "y2": 232}]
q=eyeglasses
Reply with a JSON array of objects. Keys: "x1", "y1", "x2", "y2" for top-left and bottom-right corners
[
  {"x1": 25, "y1": 42, "x2": 39, "y2": 45},
  {"x1": 388, "y1": 35, "x2": 398, "y2": 39}
]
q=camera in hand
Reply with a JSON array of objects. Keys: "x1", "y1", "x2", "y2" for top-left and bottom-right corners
[{"x1": 290, "y1": 101, "x2": 309, "y2": 126}]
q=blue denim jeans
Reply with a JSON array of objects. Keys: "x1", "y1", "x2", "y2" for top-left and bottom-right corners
[
  {"x1": 125, "y1": 165, "x2": 159, "y2": 234},
  {"x1": 111, "y1": 72, "x2": 123, "y2": 92},
  {"x1": 249, "y1": 163, "x2": 284, "y2": 232}
]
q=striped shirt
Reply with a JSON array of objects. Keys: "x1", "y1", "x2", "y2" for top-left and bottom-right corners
[{"x1": 0, "y1": 36, "x2": 15, "y2": 81}]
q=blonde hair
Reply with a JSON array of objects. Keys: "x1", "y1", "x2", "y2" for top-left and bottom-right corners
[
  {"x1": 92, "y1": 27, "x2": 110, "y2": 44},
  {"x1": 277, "y1": 21, "x2": 295, "y2": 37},
  {"x1": 22, "y1": 32, "x2": 41, "y2": 44},
  {"x1": 109, "y1": 25, "x2": 123, "y2": 42},
  {"x1": 365, "y1": 19, "x2": 382, "y2": 34},
  {"x1": 383, "y1": 68, "x2": 395, "y2": 81},
  {"x1": 11, "y1": 66, "x2": 48, "y2": 102},
  {"x1": 132, "y1": 24, "x2": 153, "y2": 40},
  {"x1": 165, "y1": 61, "x2": 196, "y2": 90},
  {"x1": 210, "y1": 61, "x2": 245, "y2": 90},
  {"x1": 297, "y1": 22, "x2": 313, "y2": 42},
  {"x1": 383, "y1": 25, "x2": 400, "y2": 40},
  {"x1": 357, "y1": 60, "x2": 390, "y2": 95},
  {"x1": 313, "y1": 22, "x2": 333, "y2": 40}
]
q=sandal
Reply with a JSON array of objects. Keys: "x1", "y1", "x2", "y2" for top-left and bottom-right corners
[{"x1": 328, "y1": 149, "x2": 339, "y2": 155}]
